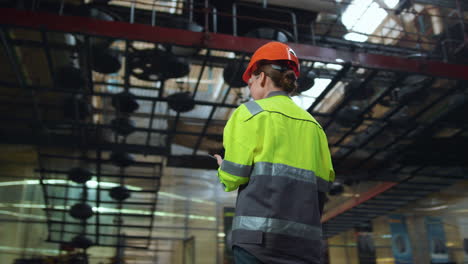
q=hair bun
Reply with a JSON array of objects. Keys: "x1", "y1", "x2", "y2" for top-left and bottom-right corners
[{"x1": 253, "y1": 62, "x2": 298, "y2": 95}]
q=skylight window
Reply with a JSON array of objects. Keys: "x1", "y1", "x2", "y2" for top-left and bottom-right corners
[
  {"x1": 384, "y1": 0, "x2": 400, "y2": 8},
  {"x1": 341, "y1": 0, "x2": 389, "y2": 42},
  {"x1": 353, "y1": 3, "x2": 387, "y2": 34},
  {"x1": 109, "y1": 0, "x2": 181, "y2": 14},
  {"x1": 292, "y1": 78, "x2": 332, "y2": 110},
  {"x1": 304, "y1": 78, "x2": 332, "y2": 98},
  {"x1": 341, "y1": 0, "x2": 373, "y2": 28},
  {"x1": 292, "y1": 95, "x2": 315, "y2": 111}
]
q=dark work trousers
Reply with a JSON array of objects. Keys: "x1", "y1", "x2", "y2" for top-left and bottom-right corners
[{"x1": 233, "y1": 246, "x2": 264, "y2": 264}]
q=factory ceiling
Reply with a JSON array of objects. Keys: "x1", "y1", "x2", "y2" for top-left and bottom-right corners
[{"x1": 0, "y1": 0, "x2": 467, "y2": 262}]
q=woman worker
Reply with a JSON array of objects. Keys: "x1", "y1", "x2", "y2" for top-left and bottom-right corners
[{"x1": 214, "y1": 41, "x2": 334, "y2": 264}]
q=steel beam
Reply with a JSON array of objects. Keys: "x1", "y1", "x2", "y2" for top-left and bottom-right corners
[
  {"x1": 167, "y1": 155, "x2": 219, "y2": 170},
  {"x1": 414, "y1": 0, "x2": 468, "y2": 10},
  {"x1": 2, "y1": 8, "x2": 468, "y2": 80},
  {"x1": 46, "y1": 239, "x2": 149, "y2": 250},
  {"x1": 321, "y1": 182, "x2": 398, "y2": 223},
  {"x1": 47, "y1": 196, "x2": 156, "y2": 206},
  {"x1": 1, "y1": 132, "x2": 168, "y2": 156},
  {"x1": 37, "y1": 168, "x2": 159, "y2": 180},
  {"x1": 44, "y1": 208, "x2": 153, "y2": 218}
]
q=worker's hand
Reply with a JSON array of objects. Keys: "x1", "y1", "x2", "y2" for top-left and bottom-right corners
[{"x1": 213, "y1": 154, "x2": 223, "y2": 166}]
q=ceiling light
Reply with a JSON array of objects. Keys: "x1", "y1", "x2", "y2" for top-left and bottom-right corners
[
  {"x1": 327, "y1": 64, "x2": 343, "y2": 71},
  {"x1": 297, "y1": 70, "x2": 317, "y2": 93},
  {"x1": 414, "y1": 205, "x2": 448, "y2": 211},
  {"x1": 129, "y1": 48, "x2": 190, "y2": 81},
  {"x1": 70, "y1": 234, "x2": 93, "y2": 249},
  {"x1": 158, "y1": 192, "x2": 215, "y2": 205},
  {"x1": 0, "y1": 209, "x2": 47, "y2": 220},
  {"x1": 0, "y1": 203, "x2": 216, "y2": 221},
  {"x1": 110, "y1": 151, "x2": 135, "y2": 167},
  {"x1": 336, "y1": 105, "x2": 362, "y2": 127},
  {"x1": 11, "y1": 204, "x2": 45, "y2": 209},
  {"x1": 0, "y1": 246, "x2": 60, "y2": 255},
  {"x1": 377, "y1": 258, "x2": 397, "y2": 262},
  {"x1": 314, "y1": 62, "x2": 325, "y2": 68},
  {"x1": 342, "y1": 193, "x2": 360, "y2": 197},
  {"x1": 329, "y1": 182, "x2": 344, "y2": 196},
  {"x1": 68, "y1": 168, "x2": 92, "y2": 184},
  {"x1": 111, "y1": 117, "x2": 136, "y2": 136},
  {"x1": 91, "y1": 47, "x2": 121, "y2": 74},
  {"x1": 167, "y1": 92, "x2": 196, "y2": 113},
  {"x1": 223, "y1": 60, "x2": 248, "y2": 88},
  {"x1": 109, "y1": 186, "x2": 131, "y2": 201},
  {"x1": 245, "y1": 27, "x2": 293, "y2": 42},
  {"x1": 0, "y1": 179, "x2": 142, "y2": 191},
  {"x1": 69, "y1": 203, "x2": 94, "y2": 220},
  {"x1": 111, "y1": 92, "x2": 140, "y2": 113},
  {"x1": 344, "y1": 32, "x2": 368, "y2": 42}
]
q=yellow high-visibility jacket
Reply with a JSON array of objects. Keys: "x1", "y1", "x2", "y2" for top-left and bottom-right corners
[{"x1": 218, "y1": 91, "x2": 334, "y2": 264}]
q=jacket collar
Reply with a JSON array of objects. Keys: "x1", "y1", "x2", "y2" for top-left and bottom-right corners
[{"x1": 265, "y1": 91, "x2": 289, "y2": 98}]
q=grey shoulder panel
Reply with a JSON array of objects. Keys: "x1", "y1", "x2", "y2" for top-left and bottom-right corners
[{"x1": 244, "y1": 101, "x2": 263, "y2": 116}]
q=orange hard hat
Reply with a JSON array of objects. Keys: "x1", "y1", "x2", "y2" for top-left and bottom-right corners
[{"x1": 242, "y1": 41, "x2": 300, "y2": 84}]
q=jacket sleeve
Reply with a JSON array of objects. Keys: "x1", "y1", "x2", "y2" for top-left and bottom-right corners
[
  {"x1": 318, "y1": 129, "x2": 335, "y2": 192},
  {"x1": 218, "y1": 105, "x2": 259, "y2": 192}
]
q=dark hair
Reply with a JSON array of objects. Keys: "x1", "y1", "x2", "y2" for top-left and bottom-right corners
[{"x1": 252, "y1": 60, "x2": 298, "y2": 95}]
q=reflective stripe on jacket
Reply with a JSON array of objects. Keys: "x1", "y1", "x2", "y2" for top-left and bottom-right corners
[{"x1": 218, "y1": 91, "x2": 334, "y2": 264}]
